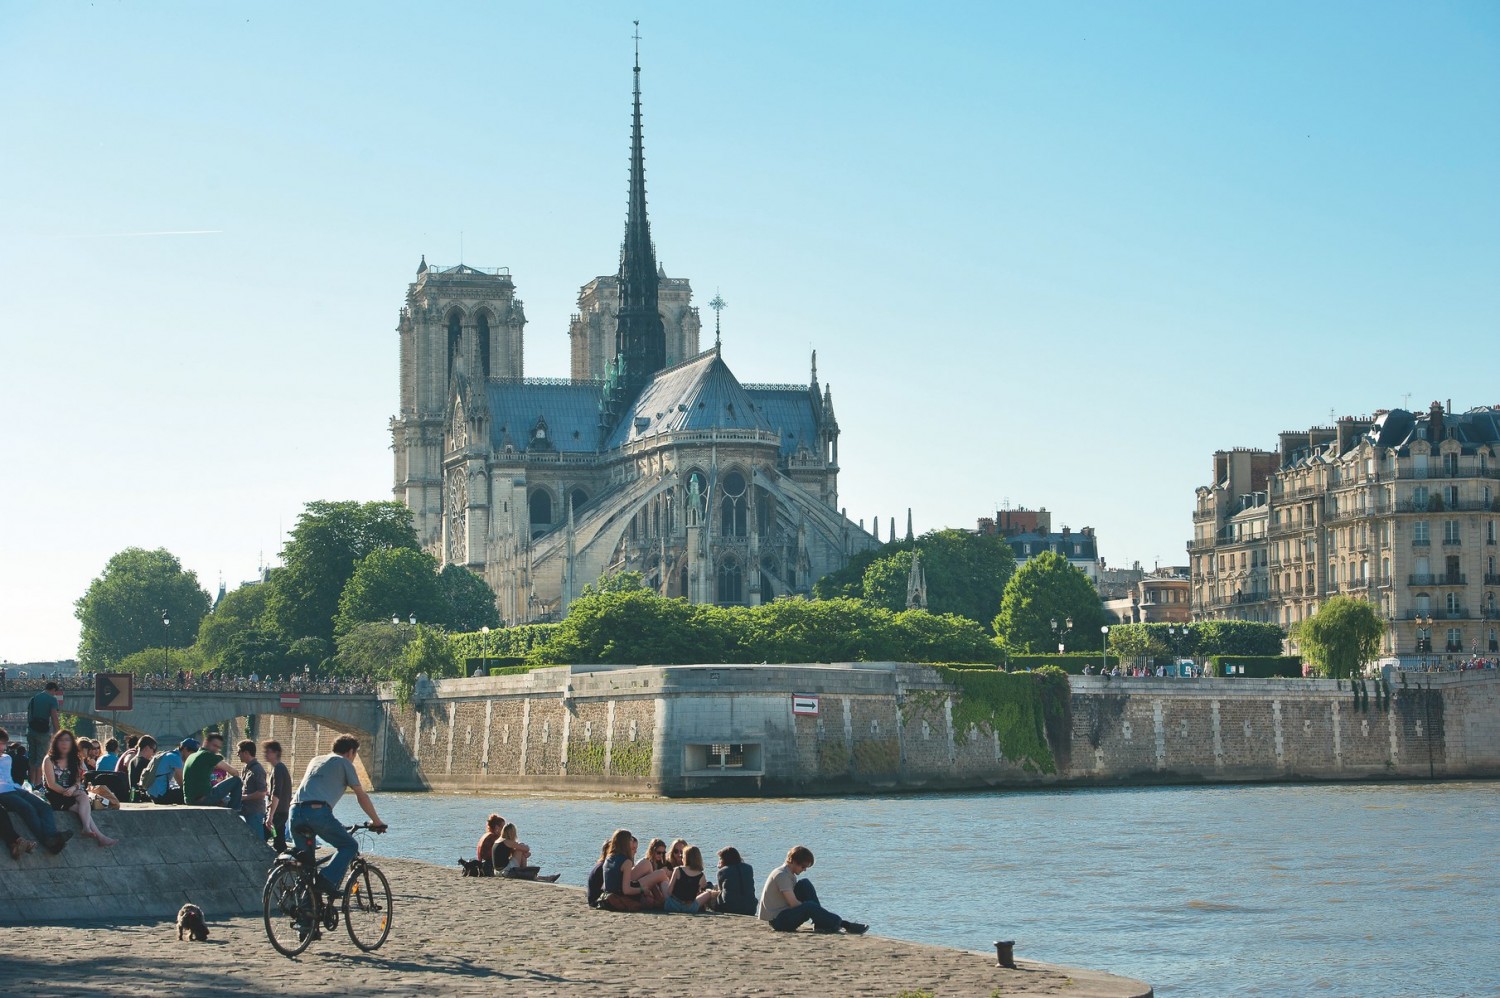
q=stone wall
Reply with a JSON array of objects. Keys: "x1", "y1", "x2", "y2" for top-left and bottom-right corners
[
  {"x1": 0, "y1": 805, "x2": 275, "y2": 923},
  {"x1": 373, "y1": 665, "x2": 1499, "y2": 795}
]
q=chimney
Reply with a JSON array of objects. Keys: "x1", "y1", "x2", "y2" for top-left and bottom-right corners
[{"x1": 1429, "y1": 400, "x2": 1445, "y2": 444}]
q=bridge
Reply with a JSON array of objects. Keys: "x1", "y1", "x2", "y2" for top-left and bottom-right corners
[{"x1": 0, "y1": 683, "x2": 391, "y2": 787}]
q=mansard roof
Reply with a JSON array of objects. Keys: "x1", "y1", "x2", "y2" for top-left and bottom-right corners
[
  {"x1": 485, "y1": 380, "x2": 604, "y2": 454},
  {"x1": 1365, "y1": 405, "x2": 1500, "y2": 453},
  {"x1": 605, "y1": 348, "x2": 776, "y2": 449}
]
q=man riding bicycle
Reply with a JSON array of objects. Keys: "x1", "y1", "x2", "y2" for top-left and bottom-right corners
[{"x1": 289, "y1": 735, "x2": 387, "y2": 898}]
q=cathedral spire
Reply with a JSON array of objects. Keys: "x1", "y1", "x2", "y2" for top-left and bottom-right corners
[{"x1": 606, "y1": 20, "x2": 666, "y2": 425}]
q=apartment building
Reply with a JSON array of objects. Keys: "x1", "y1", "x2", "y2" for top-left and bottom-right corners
[{"x1": 1190, "y1": 402, "x2": 1500, "y2": 662}]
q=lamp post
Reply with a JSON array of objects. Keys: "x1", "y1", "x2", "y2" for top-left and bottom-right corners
[
  {"x1": 409, "y1": 612, "x2": 417, "y2": 626},
  {"x1": 391, "y1": 614, "x2": 399, "y2": 626},
  {"x1": 480, "y1": 625, "x2": 491, "y2": 676},
  {"x1": 1100, "y1": 624, "x2": 1110, "y2": 674},
  {"x1": 1050, "y1": 616, "x2": 1073, "y2": 654},
  {"x1": 161, "y1": 611, "x2": 171, "y2": 676}
]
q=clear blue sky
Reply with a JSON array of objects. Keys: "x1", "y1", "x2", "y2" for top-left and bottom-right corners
[{"x1": 2, "y1": 1, "x2": 1497, "y2": 661}]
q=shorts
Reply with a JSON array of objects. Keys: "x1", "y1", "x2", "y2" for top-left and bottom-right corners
[
  {"x1": 27, "y1": 730, "x2": 49, "y2": 764},
  {"x1": 46, "y1": 789, "x2": 78, "y2": 811}
]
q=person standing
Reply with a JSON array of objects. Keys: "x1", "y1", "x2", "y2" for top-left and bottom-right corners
[
  {"x1": 758, "y1": 845, "x2": 866, "y2": 934},
  {"x1": 262, "y1": 740, "x2": 292, "y2": 852},
  {"x1": 236, "y1": 739, "x2": 268, "y2": 831},
  {"x1": 289, "y1": 736, "x2": 386, "y2": 897},
  {"x1": 26, "y1": 682, "x2": 61, "y2": 788}
]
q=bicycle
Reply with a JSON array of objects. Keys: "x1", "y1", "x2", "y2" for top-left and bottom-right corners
[{"x1": 262, "y1": 821, "x2": 392, "y2": 958}]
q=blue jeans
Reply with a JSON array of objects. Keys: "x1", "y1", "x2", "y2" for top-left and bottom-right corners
[
  {"x1": 193, "y1": 776, "x2": 242, "y2": 810},
  {"x1": 770, "y1": 879, "x2": 843, "y2": 933},
  {"x1": 664, "y1": 895, "x2": 702, "y2": 914},
  {"x1": 290, "y1": 803, "x2": 357, "y2": 891},
  {"x1": 0, "y1": 789, "x2": 58, "y2": 841}
]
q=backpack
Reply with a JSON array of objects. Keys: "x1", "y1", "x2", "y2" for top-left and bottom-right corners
[{"x1": 137, "y1": 752, "x2": 171, "y2": 794}]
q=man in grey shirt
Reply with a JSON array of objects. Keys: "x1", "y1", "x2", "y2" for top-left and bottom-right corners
[
  {"x1": 289, "y1": 735, "x2": 387, "y2": 897},
  {"x1": 236, "y1": 739, "x2": 268, "y2": 830}
]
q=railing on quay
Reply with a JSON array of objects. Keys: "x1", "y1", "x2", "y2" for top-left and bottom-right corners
[{"x1": 0, "y1": 674, "x2": 378, "y2": 696}]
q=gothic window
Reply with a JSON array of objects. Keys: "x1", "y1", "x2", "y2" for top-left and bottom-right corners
[
  {"x1": 529, "y1": 489, "x2": 553, "y2": 532},
  {"x1": 570, "y1": 488, "x2": 588, "y2": 516},
  {"x1": 720, "y1": 471, "x2": 747, "y2": 536},
  {"x1": 717, "y1": 558, "x2": 743, "y2": 605},
  {"x1": 446, "y1": 470, "x2": 468, "y2": 564},
  {"x1": 447, "y1": 309, "x2": 463, "y2": 382},
  {"x1": 477, "y1": 312, "x2": 492, "y2": 379}
]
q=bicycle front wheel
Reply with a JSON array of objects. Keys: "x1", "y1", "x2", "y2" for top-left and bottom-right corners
[
  {"x1": 263, "y1": 862, "x2": 317, "y2": 958},
  {"x1": 343, "y1": 860, "x2": 393, "y2": 952}
]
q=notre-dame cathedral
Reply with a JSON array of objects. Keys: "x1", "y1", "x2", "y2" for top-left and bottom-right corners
[{"x1": 390, "y1": 47, "x2": 877, "y2": 623}]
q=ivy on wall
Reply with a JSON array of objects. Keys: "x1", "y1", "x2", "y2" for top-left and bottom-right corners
[
  {"x1": 609, "y1": 739, "x2": 653, "y2": 778},
  {"x1": 900, "y1": 665, "x2": 1070, "y2": 774}
]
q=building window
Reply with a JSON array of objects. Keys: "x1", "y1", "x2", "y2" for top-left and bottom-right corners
[
  {"x1": 1446, "y1": 627, "x2": 1463, "y2": 652},
  {"x1": 1487, "y1": 521, "x2": 1496, "y2": 545},
  {"x1": 447, "y1": 309, "x2": 463, "y2": 381},
  {"x1": 1444, "y1": 453, "x2": 1459, "y2": 476},
  {"x1": 477, "y1": 312, "x2": 491, "y2": 378},
  {"x1": 1444, "y1": 520, "x2": 1461, "y2": 544},
  {"x1": 529, "y1": 489, "x2": 553, "y2": 529},
  {"x1": 719, "y1": 471, "x2": 748, "y2": 536},
  {"x1": 717, "y1": 558, "x2": 743, "y2": 605},
  {"x1": 1414, "y1": 522, "x2": 1430, "y2": 545}
]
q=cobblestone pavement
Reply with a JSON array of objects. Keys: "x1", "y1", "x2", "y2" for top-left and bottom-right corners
[{"x1": 3, "y1": 857, "x2": 1151, "y2": 997}]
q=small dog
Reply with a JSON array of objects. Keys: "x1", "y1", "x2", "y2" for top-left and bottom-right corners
[
  {"x1": 458, "y1": 858, "x2": 492, "y2": 878},
  {"x1": 176, "y1": 903, "x2": 209, "y2": 941}
]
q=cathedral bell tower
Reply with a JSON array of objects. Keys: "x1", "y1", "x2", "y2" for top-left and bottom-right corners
[
  {"x1": 393, "y1": 256, "x2": 526, "y2": 553},
  {"x1": 601, "y1": 25, "x2": 667, "y2": 432}
]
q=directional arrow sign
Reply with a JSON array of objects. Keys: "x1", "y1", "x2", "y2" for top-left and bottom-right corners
[{"x1": 94, "y1": 673, "x2": 134, "y2": 712}]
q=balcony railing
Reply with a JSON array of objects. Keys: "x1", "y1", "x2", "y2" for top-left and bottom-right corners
[
  {"x1": 1395, "y1": 498, "x2": 1497, "y2": 514},
  {"x1": 1400, "y1": 608, "x2": 1471, "y2": 620},
  {"x1": 1442, "y1": 538, "x2": 1463, "y2": 547},
  {"x1": 1409, "y1": 574, "x2": 1466, "y2": 586},
  {"x1": 1413, "y1": 538, "x2": 1431, "y2": 547},
  {"x1": 1486, "y1": 574, "x2": 1500, "y2": 586}
]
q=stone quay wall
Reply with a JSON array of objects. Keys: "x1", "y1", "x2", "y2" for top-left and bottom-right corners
[{"x1": 373, "y1": 665, "x2": 1500, "y2": 795}]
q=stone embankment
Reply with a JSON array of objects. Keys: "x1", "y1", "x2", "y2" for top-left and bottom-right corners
[
  {"x1": 7, "y1": 836, "x2": 1153, "y2": 997},
  {"x1": 0, "y1": 804, "x2": 273, "y2": 923}
]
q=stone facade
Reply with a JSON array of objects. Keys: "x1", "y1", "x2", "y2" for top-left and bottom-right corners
[
  {"x1": 1190, "y1": 403, "x2": 1500, "y2": 664},
  {"x1": 370, "y1": 664, "x2": 1500, "y2": 795}
]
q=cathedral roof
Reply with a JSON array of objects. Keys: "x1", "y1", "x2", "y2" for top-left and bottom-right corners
[
  {"x1": 486, "y1": 380, "x2": 605, "y2": 454},
  {"x1": 745, "y1": 386, "x2": 822, "y2": 459},
  {"x1": 605, "y1": 348, "x2": 776, "y2": 449}
]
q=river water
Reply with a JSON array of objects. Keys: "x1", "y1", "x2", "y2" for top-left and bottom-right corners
[{"x1": 364, "y1": 782, "x2": 1498, "y2": 997}]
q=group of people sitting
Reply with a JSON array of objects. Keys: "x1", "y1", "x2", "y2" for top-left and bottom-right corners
[
  {"x1": 585, "y1": 831, "x2": 867, "y2": 934},
  {"x1": 474, "y1": 813, "x2": 560, "y2": 882}
]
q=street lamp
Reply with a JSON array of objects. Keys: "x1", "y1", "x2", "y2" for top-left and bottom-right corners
[
  {"x1": 1050, "y1": 617, "x2": 1073, "y2": 654},
  {"x1": 161, "y1": 611, "x2": 171, "y2": 675},
  {"x1": 391, "y1": 614, "x2": 399, "y2": 626},
  {"x1": 480, "y1": 625, "x2": 491, "y2": 676},
  {"x1": 1100, "y1": 624, "x2": 1110, "y2": 673},
  {"x1": 409, "y1": 612, "x2": 417, "y2": 626}
]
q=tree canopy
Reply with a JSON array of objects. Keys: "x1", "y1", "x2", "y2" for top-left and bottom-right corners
[
  {"x1": 1291, "y1": 596, "x2": 1383, "y2": 679},
  {"x1": 266, "y1": 500, "x2": 420, "y2": 646},
  {"x1": 75, "y1": 547, "x2": 211, "y2": 669},
  {"x1": 993, "y1": 551, "x2": 1108, "y2": 653},
  {"x1": 335, "y1": 548, "x2": 444, "y2": 635},
  {"x1": 438, "y1": 564, "x2": 502, "y2": 632},
  {"x1": 813, "y1": 529, "x2": 1017, "y2": 631}
]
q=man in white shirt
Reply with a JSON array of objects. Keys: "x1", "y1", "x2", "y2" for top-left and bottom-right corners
[{"x1": 758, "y1": 845, "x2": 867, "y2": 934}]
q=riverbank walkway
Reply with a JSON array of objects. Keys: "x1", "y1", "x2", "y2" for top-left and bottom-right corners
[{"x1": 8, "y1": 856, "x2": 1152, "y2": 997}]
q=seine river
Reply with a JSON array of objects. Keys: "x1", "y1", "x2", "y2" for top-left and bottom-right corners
[{"x1": 366, "y1": 782, "x2": 1498, "y2": 997}]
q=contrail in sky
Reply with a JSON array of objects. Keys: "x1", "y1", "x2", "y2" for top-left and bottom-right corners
[{"x1": 72, "y1": 229, "x2": 223, "y2": 238}]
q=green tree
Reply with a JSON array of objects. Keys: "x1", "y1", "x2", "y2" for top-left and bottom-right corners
[
  {"x1": 739, "y1": 598, "x2": 902, "y2": 663},
  {"x1": 891, "y1": 609, "x2": 1002, "y2": 664},
  {"x1": 390, "y1": 624, "x2": 458, "y2": 707},
  {"x1": 437, "y1": 565, "x2": 502, "y2": 632},
  {"x1": 1108, "y1": 625, "x2": 1165, "y2": 666},
  {"x1": 334, "y1": 547, "x2": 443, "y2": 635},
  {"x1": 821, "y1": 529, "x2": 1017, "y2": 632},
  {"x1": 115, "y1": 644, "x2": 207, "y2": 677},
  {"x1": 532, "y1": 589, "x2": 728, "y2": 665},
  {"x1": 993, "y1": 551, "x2": 1108, "y2": 653},
  {"x1": 75, "y1": 547, "x2": 212, "y2": 669},
  {"x1": 1291, "y1": 596, "x2": 1383, "y2": 679},
  {"x1": 193, "y1": 581, "x2": 304, "y2": 675},
  {"x1": 266, "y1": 500, "x2": 419, "y2": 646},
  {"x1": 582, "y1": 570, "x2": 647, "y2": 596},
  {"x1": 333, "y1": 620, "x2": 415, "y2": 678}
]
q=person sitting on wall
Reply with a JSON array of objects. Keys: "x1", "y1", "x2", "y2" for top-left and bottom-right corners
[
  {"x1": 758, "y1": 845, "x2": 865, "y2": 934},
  {"x1": 126, "y1": 736, "x2": 157, "y2": 803},
  {"x1": 144, "y1": 738, "x2": 196, "y2": 805},
  {"x1": 715, "y1": 846, "x2": 758, "y2": 916},
  {"x1": 42, "y1": 730, "x2": 117, "y2": 847},
  {"x1": 0, "y1": 726, "x2": 70, "y2": 854},
  {"x1": 96, "y1": 738, "x2": 121, "y2": 774},
  {"x1": 663, "y1": 845, "x2": 719, "y2": 914},
  {"x1": 183, "y1": 732, "x2": 243, "y2": 810},
  {"x1": 476, "y1": 813, "x2": 506, "y2": 876}
]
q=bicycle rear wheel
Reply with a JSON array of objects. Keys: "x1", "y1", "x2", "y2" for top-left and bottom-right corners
[
  {"x1": 263, "y1": 862, "x2": 318, "y2": 958},
  {"x1": 343, "y1": 860, "x2": 393, "y2": 952}
]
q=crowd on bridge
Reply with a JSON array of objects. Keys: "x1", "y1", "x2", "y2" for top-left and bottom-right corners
[{"x1": 0, "y1": 669, "x2": 377, "y2": 695}]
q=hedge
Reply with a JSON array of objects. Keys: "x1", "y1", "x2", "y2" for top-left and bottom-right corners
[
  {"x1": 1207, "y1": 655, "x2": 1303, "y2": 678},
  {"x1": 1002, "y1": 653, "x2": 1118, "y2": 675}
]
